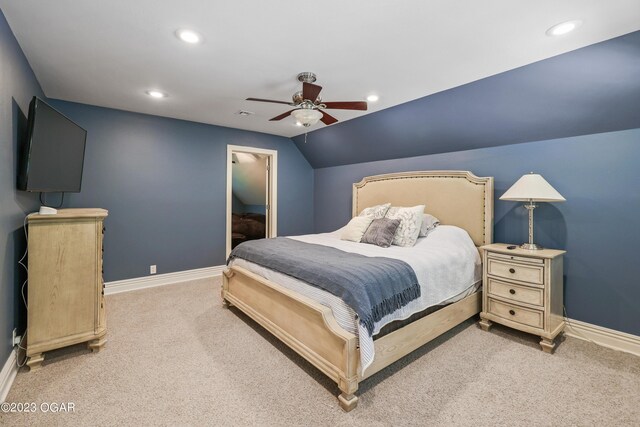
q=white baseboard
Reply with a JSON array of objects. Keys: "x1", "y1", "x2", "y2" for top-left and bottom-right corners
[
  {"x1": 1, "y1": 348, "x2": 18, "y2": 403},
  {"x1": 105, "y1": 265, "x2": 225, "y2": 295},
  {"x1": 565, "y1": 318, "x2": 640, "y2": 357}
]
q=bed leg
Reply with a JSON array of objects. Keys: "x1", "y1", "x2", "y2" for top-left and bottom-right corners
[
  {"x1": 221, "y1": 269, "x2": 234, "y2": 309},
  {"x1": 338, "y1": 392, "x2": 358, "y2": 412},
  {"x1": 337, "y1": 376, "x2": 358, "y2": 411}
]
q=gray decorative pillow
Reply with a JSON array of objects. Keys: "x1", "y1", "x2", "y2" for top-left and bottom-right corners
[
  {"x1": 361, "y1": 218, "x2": 401, "y2": 248},
  {"x1": 385, "y1": 205, "x2": 425, "y2": 247},
  {"x1": 419, "y1": 214, "x2": 440, "y2": 237},
  {"x1": 359, "y1": 203, "x2": 391, "y2": 219}
]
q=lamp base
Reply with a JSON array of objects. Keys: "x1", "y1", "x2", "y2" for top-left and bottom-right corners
[{"x1": 520, "y1": 243, "x2": 544, "y2": 250}]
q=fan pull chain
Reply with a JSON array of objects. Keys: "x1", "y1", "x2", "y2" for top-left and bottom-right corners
[{"x1": 304, "y1": 132, "x2": 308, "y2": 144}]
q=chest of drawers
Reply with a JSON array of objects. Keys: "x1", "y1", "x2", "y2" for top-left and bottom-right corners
[
  {"x1": 479, "y1": 243, "x2": 565, "y2": 353},
  {"x1": 26, "y1": 208, "x2": 108, "y2": 370}
]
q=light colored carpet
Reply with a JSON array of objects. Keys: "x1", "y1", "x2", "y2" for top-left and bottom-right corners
[{"x1": 2, "y1": 278, "x2": 639, "y2": 426}]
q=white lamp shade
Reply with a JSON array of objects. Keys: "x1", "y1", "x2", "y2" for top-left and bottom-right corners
[
  {"x1": 500, "y1": 173, "x2": 566, "y2": 202},
  {"x1": 291, "y1": 108, "x2": 322, "y2": 126}
]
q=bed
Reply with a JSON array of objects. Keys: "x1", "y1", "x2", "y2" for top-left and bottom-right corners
[{"x1": 222, "y1": 170, "x2": 494, "y2": 411}]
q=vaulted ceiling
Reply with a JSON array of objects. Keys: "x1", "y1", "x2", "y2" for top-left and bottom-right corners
[
  {"x1": 1, "y1": 0, "x2": 639, "y2": 139},
  {"x1": 292, "y1": 31, "x2": 640, "y2": 168}
]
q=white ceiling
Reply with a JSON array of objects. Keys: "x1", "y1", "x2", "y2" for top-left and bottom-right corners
[{"x1": 2, "y1": 1, "x2": 639, "y2": 137}]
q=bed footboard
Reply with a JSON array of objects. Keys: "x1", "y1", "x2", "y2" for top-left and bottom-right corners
[
  {"x1": 222, "y1": 266, "x2": 360, "y2": 411},
  {"x1": 222, "y1": 266, "x2": 481, "y2": 412}
]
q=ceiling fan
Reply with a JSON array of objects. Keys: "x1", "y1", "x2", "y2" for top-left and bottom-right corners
[{"x1": 246, "y1": 72, "x2": 367, "y2": 127}]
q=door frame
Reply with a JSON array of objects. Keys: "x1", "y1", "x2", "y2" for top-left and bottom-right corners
[{"x1": 226, "y1": 145, "x2": 278, "y2": 257}]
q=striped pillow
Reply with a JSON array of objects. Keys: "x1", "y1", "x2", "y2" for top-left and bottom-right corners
[{"x1": 360, "y1": 218, "x2": 401, "y2": 248}]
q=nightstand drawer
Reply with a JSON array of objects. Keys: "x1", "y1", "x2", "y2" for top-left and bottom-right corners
[
  {"x1": 488, "y1": 298, "x2": 544, "y2": 329},
  {"x1": 487, "y1": 258, "x2": 544, "y2": 285},
  {"x1": 488, "y1": 252, "x2": 544, "y2": 265},
  {"x1": 487, "y1": 278, "x2": 544, "y2": 307}
]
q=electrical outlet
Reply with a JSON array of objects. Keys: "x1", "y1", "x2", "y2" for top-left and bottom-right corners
[
  {"x1": 150, "y1": 265, "x2": 157, "y2": 275},
  {"x1": 12, "y1": 328, "x2": 21, "y2": 346}
]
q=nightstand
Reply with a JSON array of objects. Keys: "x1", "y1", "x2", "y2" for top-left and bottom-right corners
[{"x1": 479, "y1": 243, "x2": 565, "y2": 353}]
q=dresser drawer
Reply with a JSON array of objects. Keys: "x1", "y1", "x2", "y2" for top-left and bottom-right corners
[
  {"x1": 488, "y1": 298, "x2": 544, "y2": 329},
  {"x1": 487, "y1": 278, "x2": 544, "y2": 307},
  {"x1": 487, "y1": 258, "x2": 544, "y2": 285}
]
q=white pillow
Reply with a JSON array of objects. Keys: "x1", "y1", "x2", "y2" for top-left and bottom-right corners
[
  {"x1": 419, "y1": 214, "x2": 440, "y2": 237},
  {"x1": 385, "y1": 205, "x2": 425, "y2": 247},
  {"x1": 359, "y1": 203, "x2": 391, "y2": 219},
  {"x1": 340, "y1": 216, "x2": 374, "y2": 242}
]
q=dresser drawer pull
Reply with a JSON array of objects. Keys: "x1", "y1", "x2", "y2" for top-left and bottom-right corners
[
  {"x1": 509, "y1": 289, "x2": 516, "y2": 294},
  {"x1": 509, "y1": 268, "x2": 516, "y2": 274},
  {"x1": 509, "y1": 309, "x2": 516, "y2": 316}
]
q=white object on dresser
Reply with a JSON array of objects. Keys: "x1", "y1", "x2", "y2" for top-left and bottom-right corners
[
  {"x1": 479, "y1": 243, "x2": 565, "y2": 353},
  {"x1": 26, "y1": 208, "x2": 108, "y2": 371}
]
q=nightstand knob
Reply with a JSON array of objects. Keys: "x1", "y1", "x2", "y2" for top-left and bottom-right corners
[
  {"x1": 509, "y1": 309, "x2": 516, "y2": 316},
  {"x1": 509, "y1": 268, "x2": 516, "y2": 274},
  {"x1": 509, "y1": 289, "x2": 516, "y2": 295}
]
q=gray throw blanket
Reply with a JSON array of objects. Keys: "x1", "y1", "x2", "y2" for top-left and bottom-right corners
[{"x1": 227, "y1": 237, "x2": 420, "y2": 336}]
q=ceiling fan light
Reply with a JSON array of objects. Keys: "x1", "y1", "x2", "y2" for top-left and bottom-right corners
[{"x1": 291, "y1": 109, "x2": 322, "y2": 127}]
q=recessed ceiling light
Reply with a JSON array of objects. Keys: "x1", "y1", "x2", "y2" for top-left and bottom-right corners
[
  {"x1": 146, "y1": 90, "x2": 167, "y2": 99},
  {"x1": 175, "y1": 29, "x2": 202, "y2": 44},
  {"x1": 295, "y1": 122, "x2": 303, "y2": 127},
  {"x1": 367, "y1": 94, "x2": 379, "y2": 102},
  {"x1": 546, "y1": 20, "x2": 582, "y2": 37}
]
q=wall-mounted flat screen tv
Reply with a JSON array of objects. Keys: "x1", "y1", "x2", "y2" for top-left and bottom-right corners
[{"x1": 17, "y1": 97, "x2": 87, "y2": 193}]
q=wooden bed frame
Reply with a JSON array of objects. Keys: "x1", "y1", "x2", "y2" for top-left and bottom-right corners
[{"x1": 222, "y1": 171, "x2": 494, "y2": 411}]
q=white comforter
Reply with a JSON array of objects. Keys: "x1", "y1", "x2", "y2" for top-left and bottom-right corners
[{"x1": 229, "y1": 225, "x2": 481, "y2": 372}]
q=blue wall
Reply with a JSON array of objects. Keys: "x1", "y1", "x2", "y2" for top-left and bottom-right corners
[
  {"x1": 231, "y1": 195, "x2": 266, "y2": 215},
  {"x1": 314, "y1": 128, "x2": 640, "y2": 336},
  {"x1": 0, "y1": 10, "x2": 43, "y2": 366},
  {"x1": 48, "y1": 100, "x2": 314, "y2": 281},
  {"x1": 231, "y1": 194, "x2": 246, "y2": 213},
  {"x1": 244, "y1": 205, "x2": 266, "y2": 215}
]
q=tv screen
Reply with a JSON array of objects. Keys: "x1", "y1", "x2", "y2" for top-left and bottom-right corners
[{"x1": 18, "y1": 97, "x2": 87, "y2": 193}]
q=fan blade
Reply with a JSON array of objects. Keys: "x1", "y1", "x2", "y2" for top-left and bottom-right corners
[
  {"x1": 320, "y1": 110, "x2": 338, "y2": 125},
  {"x1": 246, "y1": 97, "x2": 294, "y2": 106},
  {"x1": 269, "y1": 109, "x2": 299, "y2": 121},
  {"x1": 322, "y1": 101, "x2": 368, "y2": 111},
  {"x1": 302, "y1": 82, "x2": 323, "y2": 102}
]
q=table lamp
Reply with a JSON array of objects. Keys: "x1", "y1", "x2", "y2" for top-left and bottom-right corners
[{"x1": 500, "y1": 172, "x2": 565, "y2": 250}]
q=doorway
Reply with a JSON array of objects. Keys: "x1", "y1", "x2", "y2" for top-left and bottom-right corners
[{"x1": 226, "y1": 145, "x2": 277, "y2": 257}]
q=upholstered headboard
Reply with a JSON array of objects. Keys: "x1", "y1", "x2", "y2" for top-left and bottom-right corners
[{"x1": 352, "y1": 171, "x2": 494, "y2": 247}]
